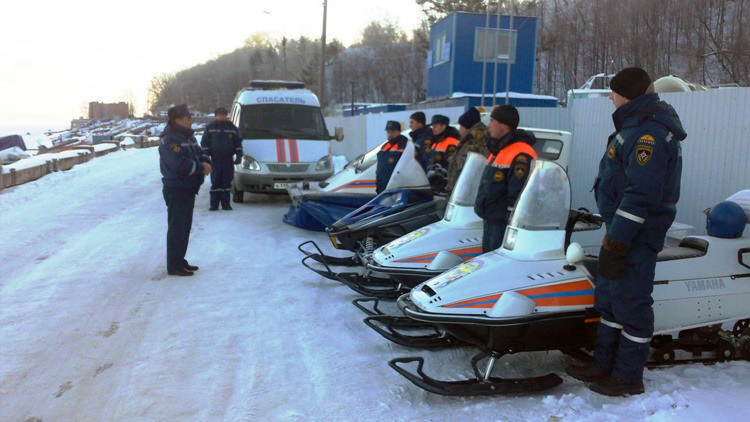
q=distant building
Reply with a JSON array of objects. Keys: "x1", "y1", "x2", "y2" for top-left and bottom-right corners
[
  {"x1": 424, "y1": 12, "x2": 556, "y2": 108},
  {"x1": 88, "y1": 102, "x2": 129, "y2": 120},
  {"x1": 70, "y1": 118, "x2": 92, "y2": 129}
]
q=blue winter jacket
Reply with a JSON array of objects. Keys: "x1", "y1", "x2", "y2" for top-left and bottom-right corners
[
  {"x1": 159, "y1": 123, "x2": 210, "y2": 194},
  {"x1": 375, "y1": 135, "x2": 409, "y2": 194},
  {"x1": 200, "y1": 120, "x2": 243, "y2": 162},
  {"x1": 595, "y1": 93, "x2": 687, "y2": 250}
]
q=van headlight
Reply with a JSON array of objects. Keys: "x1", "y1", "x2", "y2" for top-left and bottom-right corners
[
  {"x1": 315, "y1": 155, "x2": 332, "y2": 171},
  {"x1": 502, "y1": 227, "x2": 518, "y2": 250},
  {"x1": 242, "y1": 155, "x2": 261, "y2": 171}
]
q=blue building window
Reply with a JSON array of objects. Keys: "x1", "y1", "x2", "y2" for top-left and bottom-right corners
[
  {"x1": 432, "y1": 33, "x2": 450, "y2": 66},
  {"x1": 474, "y1": 28, "x2": 517, "y2": 64}
]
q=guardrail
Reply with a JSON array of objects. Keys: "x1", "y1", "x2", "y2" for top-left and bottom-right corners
[{"x1": 0, "y1": 137, "x2": 160, "y2": 191}]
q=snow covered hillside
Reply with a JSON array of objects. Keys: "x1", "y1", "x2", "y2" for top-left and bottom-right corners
[{"x1": 2, "y1": 147, "x2": 750, "y2": 421}]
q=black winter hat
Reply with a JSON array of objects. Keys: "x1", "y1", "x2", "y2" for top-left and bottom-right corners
[
  {"x1": 609, "y1": 67, "x2": 652, "y2": 100},
  {"x1": 215, "y1": 107, "x2": 228, "y2": 116},
  {"x1": 430, "y1": 114, "x2": 450, "y2": 126},
  {"x1": 410, "y1": 111, "x2": 426, "y2": 125},
  {"x1": 385, "y1": 120, "x2": 401, "y2": 131},
  {"x1": 490, "y1": 105, "x2": 519, "y2": 130},
  {"x1": 458, "y1": 107, "x2": 481, "y2": 129},
  {"x1": 168, "y1": 104, "x2": 192, "y2": 121}
]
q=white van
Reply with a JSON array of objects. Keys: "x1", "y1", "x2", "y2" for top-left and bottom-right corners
[{"x1": 230, "y1": 80, "x2": 343, "y2": 202}]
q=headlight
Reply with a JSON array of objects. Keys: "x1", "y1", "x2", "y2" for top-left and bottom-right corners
[
  {"x1": 315, "y1": 155, "x2": 332, "y2": 171},
  {"x1": 242, "y1": 155, "x2": 261, "y2": 171},
  {"x1": 502, "y1": 227, "x2": 518, "y2": 250}
]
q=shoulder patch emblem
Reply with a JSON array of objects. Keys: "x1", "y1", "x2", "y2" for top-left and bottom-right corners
[
  {"x1": 493, "y1": 170, "x2": 505, "y2": 182},
  {"x1": 516, "y1": 155, "x2": 528, "y2": 163},
  {"x1": 607, "y1": 144, "x2": 616, "y2": 159},
  {"x1": 636, "y1": 145, "x2": 653, "y2": 165},
  {"x1": 638, "y1": 134, "x2": 655, "y2": 145},
  {"x1": 388, "y1": 157, "x2": 395, "y2": 164},
  {"x1": 424, "y1": 139, "x2": 431, "y2": 146},
  {"x1": 171, "y1": 143, "x2": 181, "y2": 153},
  {"x1": 514, "y1": 163, "x2": 528, "y2": 179},
  {"x1": 424, "y1": 147, "x2": 431, "y2": 154}
]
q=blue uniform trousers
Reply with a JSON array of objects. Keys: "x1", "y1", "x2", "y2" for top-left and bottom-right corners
[
  {"x1": 482, "y1": 220, "x2": 507, "y2": 253},
  {"x1": 163, "y1": 188, "x2": 196, "y2": 272},
  {"x1": 593, "y1": 234, "x2": 658, "y2": 384},
  {"x1": 210, "y1": 158, "x2": 234, "y2": 209}
]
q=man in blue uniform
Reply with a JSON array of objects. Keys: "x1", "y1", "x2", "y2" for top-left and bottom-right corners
[
  {"x1": 159, "y1": 104, "x2": 212, "y2": 276},
  {"x1": 426, "y1": 114, "x2": 460, "y2": 195},
  {"x1": 201, "y1": 107, "x2": 243, "y2": 211},
  {"x1": 566, "y1": 67, "x2": 687, "y2": 396},
  {"x1": 474, "y1": 105, "x2": 536, "y2": 252},
  {"x1": 408, "y1": 111, "x2": 432, "y2": 170},
  {"x1": 375, "y1": 121, "x2": 408, "y2": 194}
]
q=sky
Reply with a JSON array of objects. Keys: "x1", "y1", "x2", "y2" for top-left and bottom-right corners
[{"x1": 0, "y1": 0, "x2": 424, "y2": 128}]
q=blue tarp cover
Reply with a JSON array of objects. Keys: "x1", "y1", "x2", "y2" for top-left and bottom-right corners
[
  {"x1": 283, "y1": 195, "x2": 375, "y2": 232},
  {"x1": 0, "y1": 135, "x2": 25, "y2": 151}
]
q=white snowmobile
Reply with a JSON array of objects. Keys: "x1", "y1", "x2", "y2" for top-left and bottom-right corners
[{"x1": 379, "y1": 160, "x2": 750, "y2": 396}]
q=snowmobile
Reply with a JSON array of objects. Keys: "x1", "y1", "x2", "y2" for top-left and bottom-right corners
[
  {"x1": 283, "y1": 141, "x2": 386, "y2": 232},
  {"x1": 315, "y1": 128, "x2": 581, "y2": 299},
  {"x1": 299, "y1": 140, "x2": 446, "y2": 281},
  {"x1": 379, "y1": 160, "x2": 750, "y2": 396}
]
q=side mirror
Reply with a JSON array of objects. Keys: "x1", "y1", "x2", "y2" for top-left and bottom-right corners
[
  {"x1": 333, "y1": 127, "x2": 344, "y2": 142},
  {"x1": 566, "y1": 242, "x2": 585, "y2": 266}
]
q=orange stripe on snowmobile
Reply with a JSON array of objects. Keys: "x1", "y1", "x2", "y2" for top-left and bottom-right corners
[{"x1": 441, "y1": 280, "x2": 594, "y2": 309}]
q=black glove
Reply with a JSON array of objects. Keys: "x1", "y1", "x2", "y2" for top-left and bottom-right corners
[
  {"x1": 233, "y1": 156, "x2": 241, "y2": 165},
  {"x1": 597, "y1": 234, "x2": 629, "y2": 280}
]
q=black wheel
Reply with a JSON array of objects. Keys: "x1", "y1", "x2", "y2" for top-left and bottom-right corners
[
  {"x1": 231, "y1": 182, "x2": 244, "y2": 203},
  {"x1": 651, "y1": 335, "x2": 672, "y2": 350},
  {"x1": 717, "y1": 344, "x2": 736, "y2": 362},
  {"x1": 741, "y1": 341, "x2": 750, "y2": 360},
  {"x1": 654, "y1": 348, "x2": 675, "y2": 365},
  {"x1": 733, "y1": 320, "x2": 750, "y2": 337}
]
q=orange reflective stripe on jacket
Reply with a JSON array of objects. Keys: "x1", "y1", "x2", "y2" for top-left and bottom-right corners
[
  {"x1": 432, "y1": 137, "x2": 460, "y2": 152},
  {"x1": 382, "y1": 142, "x2": 405, "y2": 152},
  {"x1": 487, "y1": 142, "x2": 537, "y2": 168}
]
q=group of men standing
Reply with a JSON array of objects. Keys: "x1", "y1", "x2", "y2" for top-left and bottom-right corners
[
  {"x1": 158, "y1": 66, "x2": 685, "y2": 397},
  {"x1": 372, "y1": 66, "x2": 686, "y2": 397}
]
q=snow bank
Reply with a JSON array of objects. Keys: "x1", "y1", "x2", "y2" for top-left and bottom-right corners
[{"x1": 92, "y1": 143, "x2": 118, "y2": 152}]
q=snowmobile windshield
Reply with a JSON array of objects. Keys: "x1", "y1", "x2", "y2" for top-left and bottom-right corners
[
  {"x1": 448, "y1": 152, "x2": 487, "y2": 207},
  {"x1": 239, "y1": 104, "x2": 330, "y2": 140},
  {"x1": 348, "y1": 141, "x2": 385, "y2": 173},
  {"x1": 509, "y1": 160, "x2": 571, "y2": 231}
]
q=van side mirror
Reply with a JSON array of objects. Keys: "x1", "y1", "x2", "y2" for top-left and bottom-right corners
[{"x1": 333, "y1": 127, "x2": 344, "y2": 142}]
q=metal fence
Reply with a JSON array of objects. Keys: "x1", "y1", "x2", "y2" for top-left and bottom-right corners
[{"x1": 325, "y1": 88, "x2": 750, "y2": 234}]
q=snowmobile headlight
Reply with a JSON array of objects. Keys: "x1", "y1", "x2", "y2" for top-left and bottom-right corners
[
  {"x1": 503, "y1": 228, "x2": 518, "y2": 250},
  {"x1": 242, "y1": 155, "x2": 260, "y2": 171},
  {"x1": 315, "y1": 155, "x2": 332, "y2": 171}
]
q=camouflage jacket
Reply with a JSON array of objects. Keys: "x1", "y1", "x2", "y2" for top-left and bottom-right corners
[{"x1": 445, "y1": 122, "x2": 490, "y2": 195}]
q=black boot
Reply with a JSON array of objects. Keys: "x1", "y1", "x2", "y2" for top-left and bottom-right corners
[
  {"x1": 565, "y1": 360, "x2": 608, "y2": 382},
  {"x1": 183, "y1": 262, "x2": 199, "y2": 271},
  {"x1": 222, "y1": 205, "x2": 233, "y2": 210},
  {"x1": 589, "y1": 375, "x2": 645, "y2": 396},
  {"x1": 168, "y1": 268, "x2": 194, "y2": 277},
  {"x1": 209, "y1": 207, "x2": 218, "y2": 211}
]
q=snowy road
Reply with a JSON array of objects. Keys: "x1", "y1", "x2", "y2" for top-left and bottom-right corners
[{"x1": 2, "y1": 147, "x2": 750, "y2": 421}]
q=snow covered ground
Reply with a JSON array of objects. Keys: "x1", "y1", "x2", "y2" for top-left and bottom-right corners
[{"x1": 2, "y1": 147, "x2": 750, "y2": 421}]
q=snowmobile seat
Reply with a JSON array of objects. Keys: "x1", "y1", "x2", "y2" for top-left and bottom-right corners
[{"x1": 656, "y1": 237, "x2": 708, "y2": 262}]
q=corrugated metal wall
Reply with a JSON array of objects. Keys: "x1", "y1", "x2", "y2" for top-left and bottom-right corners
[
  {"x1": 561, "y1": 88, "x2": 750, "y2": 234},
  {"x1": 326, "y1": 106, "x2": 464, "y2": 160}
]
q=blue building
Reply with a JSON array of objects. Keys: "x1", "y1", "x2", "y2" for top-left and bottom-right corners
[{"x1": 425, "y1": 12, "x2": 556, "y2": 108}]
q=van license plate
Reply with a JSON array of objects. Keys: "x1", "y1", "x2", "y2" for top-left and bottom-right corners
[{"x1": 273, "y1": 183, "x2": 290, "y2": 189}]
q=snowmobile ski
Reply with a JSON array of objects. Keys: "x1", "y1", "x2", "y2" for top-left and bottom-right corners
[
  {"x1": 364, "y1": 315, "x2": 466, "y2": 348},
  {"x1": 389, "y1": 353, "x2": 563, "y2": 396},
  {"x1": 298, "y1": 240, "x2": 361, "y2": 267}
]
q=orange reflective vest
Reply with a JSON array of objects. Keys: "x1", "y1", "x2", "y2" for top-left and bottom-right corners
[
  {"x1": 432, "y1": 136, "x2": 460, "y2": 152},
  {"x1": 487, "y1": 141, "x2": 537, "y2": 168}
]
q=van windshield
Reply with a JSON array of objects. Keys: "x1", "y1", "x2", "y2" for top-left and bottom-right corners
[{"x1": 239, "y1": 104, "x2": 330, "y2": 140}]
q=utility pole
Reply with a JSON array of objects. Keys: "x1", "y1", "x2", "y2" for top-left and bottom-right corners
[
  {"x1": 319, "y1": 0, "x2": 328, "y2": 108},
  {"x1": 491, "y1": 0, "x2": 502, "y2": 107},
  {"x1": 504, "y1": 9, "x2": 514, "y2": 105},
  {"x1": 480, "y1": 3, "x2": 491, "y2": 108}
]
